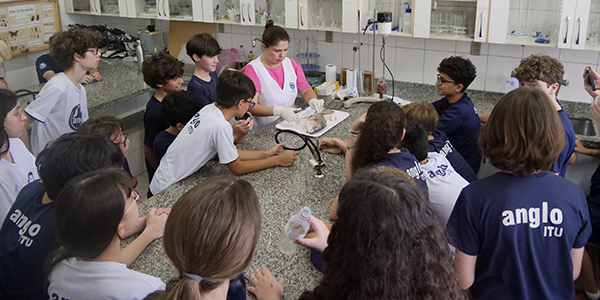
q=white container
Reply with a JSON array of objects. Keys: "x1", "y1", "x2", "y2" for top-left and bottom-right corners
[
  {"x1": 402, "y1": 3, "x2": 412, "y2": 33},
  {"x1": 505, "y1": 74, "x2": 519, "y2": 93},
  {"x1": 278, "y1": 207, "x2": 311, "y2": 255}
]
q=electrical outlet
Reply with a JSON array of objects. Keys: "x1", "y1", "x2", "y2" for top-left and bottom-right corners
[
  {"x1": 325, "y1": 31, "x2": 333, "y2": 43},
  {"x1": 218, "y1": 24, "x2": 225, "y2": 33},
  {"x1": 471, "y1": 42, "x2": 481, "y2": 56}
]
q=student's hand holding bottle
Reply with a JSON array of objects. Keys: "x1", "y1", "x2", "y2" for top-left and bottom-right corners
[
  {"x1": 144, "y1": 207, "x2": 169, "y2": 239},
  {"x1": 295, "y1": 215, "x2": 330, "y2": 253},
  {"x1": 247, "y1": 265, "x2": 285, "y2": 300}
]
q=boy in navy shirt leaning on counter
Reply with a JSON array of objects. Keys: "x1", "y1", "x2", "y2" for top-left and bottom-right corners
[
  {"x1": 403, "y1": 101, "x2": 478, "y2": 182},
  {"x1": 149, "y1": 70, "x2": 297, "y2": 195},
  {"x1": 512, "y1": 55, "x2": 576, "y2": 178},
  {"x1": 141, "y1": 51, "x2": 185, "y2": 181},
  {"x1": 432, "y1": 56, "x2": 481, "y2": 174},
  {"x1": 153, "y1": 90, "x2": 205, "y2": 167},
  {"x1": 447, "y1": 87, "x2": 590, "y2": 300}
]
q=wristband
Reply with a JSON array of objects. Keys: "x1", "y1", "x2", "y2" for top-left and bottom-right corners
[
  {"x1": 349, "y1": 131, "x2": 359, "y2": 137},
  {"x1": 347, "y1": 145, "x2": 354, "y2": 151}
]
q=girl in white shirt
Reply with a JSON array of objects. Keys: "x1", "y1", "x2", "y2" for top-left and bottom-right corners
[
  {"x1": 0, "y1": 89, "x2": 38, "y2": 223},
  {"x1": 48, "y1": 168, "x2": 170, "y2": 300}
]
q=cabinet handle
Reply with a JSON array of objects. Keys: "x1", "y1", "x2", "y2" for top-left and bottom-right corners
[
  {"x1": 479, "y1": 12, "x2": 484, "y2": 38},
  {"x1": 163, "y1": 0, "x2": 168, "y2": 17},
  {"x1": 242, "y1": 2, "x2": 246, "y2": 22},
  {"x1": 157, "y1": 0, "x2": 162, "y2": 16},
  {"x1": 248, "y1": 2, "x2": 252, "y2": 23},
  {"x1": 300, "y1": 4, "x2": 304, "y2": 27},
  {"x1": 576, "y1": 16, "x2": 582, "y2": 45},
  {"x1": 564, "y1": 16, "x2": 570, "y2": 44}
]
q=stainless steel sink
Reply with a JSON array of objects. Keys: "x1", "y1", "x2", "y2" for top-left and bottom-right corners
[{"x1": 570, "y1": 118, "x2": 596, "y2": 136}]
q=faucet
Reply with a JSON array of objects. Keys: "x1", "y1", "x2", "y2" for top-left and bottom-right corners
[{"x1": 252, "y1": 38, "x2": 262, "y2": 47}]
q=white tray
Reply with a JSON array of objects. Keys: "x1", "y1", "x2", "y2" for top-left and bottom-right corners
[{"x1": 275, "y1": 108, "x2": 350, "y2": 138}]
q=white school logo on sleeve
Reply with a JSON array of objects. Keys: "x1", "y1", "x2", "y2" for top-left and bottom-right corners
[
  {"x1": 69, "y1": 104, "x2": 84, "y2": 130},
  {"x1": 38, "y1": 62, "x2": 47, "y2": 70}
]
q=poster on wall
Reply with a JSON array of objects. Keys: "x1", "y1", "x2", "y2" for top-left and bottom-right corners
[{"x1": 0, "y1": 0, "x2": 61, "y2": 57}]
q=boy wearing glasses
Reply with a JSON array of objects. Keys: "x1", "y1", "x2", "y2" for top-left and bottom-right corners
[
  {"x1": 24, "y1": 26, "x2": 101, "y2": 155},
  {"x1": 77, "y1": 115, "x2": 138, "y2": 188},
  {"x1": 432, "y1": 56, "x2": 481, "y2": 174},
  {"x1": 141, "y1": 51, "x2": 185, "y2": 182},
  {"x1": 149, "y1": 70, "x2": 297, "y2": 195}
]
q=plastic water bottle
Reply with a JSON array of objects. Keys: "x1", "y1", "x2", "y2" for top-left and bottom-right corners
[
  {"x1": 402, "y1": 3, "x2": 412, "y2": 33},
  {"x1": 505, "y1": 74, "x2": 519, "y2": 93},
  {"x1": 236, "y1": 45, "x2": 247, "y2": 69},
  {"x1": 278, "y1": 207, "x2": 311, "y2": 255},
  {"x1": 248, "y1": 50, "x2": 255, "y2": 63},
  {"x1": 135, "y1": 40, "x2": 144, "y2": 70}
]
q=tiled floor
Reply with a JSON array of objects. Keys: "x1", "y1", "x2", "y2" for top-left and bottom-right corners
[{"x1": 136, "y1": 171, "x2": 149, "y2": 202}]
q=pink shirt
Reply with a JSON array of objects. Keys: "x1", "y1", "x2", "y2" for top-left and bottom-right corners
[{"x1": 242, "y1": 58, "x2": 311, "y2": 93}]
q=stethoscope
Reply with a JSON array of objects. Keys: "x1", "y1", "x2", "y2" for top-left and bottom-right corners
[{"x1": 275, "y1": 130, "x2": 324, "y2": 178}]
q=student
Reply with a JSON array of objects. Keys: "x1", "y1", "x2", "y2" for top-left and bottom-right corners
[
  {"x1": 432, "y1": 56, "x2": 481, "y2": 174},
  {"x1": 0, "y1": 133, "x2": 124, "y2": 300},
  {"x1": 149, "y1": 70, "x2": 297, "y2": 195},
  {"x1": 512, "y1": 54, "x2": 576, "y2": 178},
  {"x1": 0, "y1": 89, "x2": 38, "y2": 224},
  {"x1": 153, "y1": 91, "x2": 205, "y2": 167},
  {"x1": 77, "y1": 115, "x2": 138, "y2": 187},
  {"x1": 186, "y1": 33, "x2": 220, "y2": 105},
  {"x1": 48, "y1": 168, "x2": 167, "y2": 300},
  {"x1": 24, "y1": 26, "x2": 101, "y2": 155},
  {"x1": 248, "y1": 168, "x2": 467, "y2": 300},
  {"x1": 36, "y1": 34, "x2": 101, "y2": 84},
  {"x1": 403, "y1": 101, "x2": 478, "y2": 182},
  {"x1": 145, "y1": 176, "x2": 260, "y2": 300},
  {"x1": 402, "y1": 121, "x2": 468, "y2": 225},
  {"x1": 242, "y1": 20, "x2": 323, "y2": 131},
  {"x1": 142, "y1": 51, "x2": 185, "y2": 181},
  {"x1": 447, "y1": 87, "x2": 590, "y2": 300}
]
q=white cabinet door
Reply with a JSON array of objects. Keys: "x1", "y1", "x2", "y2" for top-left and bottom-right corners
[
  {"x1": 413, "y1": 0, "x2": 431, "y2": 38},
  {"x1": 157, "y1": 0, "x2": 170, "y2": 20},
  {"x1": 558, "y1": 0, "x2": 578, "y2": 48},
  {"x1": 414, "y1": 0, "x2": 484, "y2": 41},
  {"x1": 473, "y1": 0, "x2": 489, "y2": 42},
  {"x1": 570, "y1": 0, "x2": 592, "y2": 49},
  {"x1": 285, "y1": 0, "x2": 298, "y2": 29},
  {"x1": 342, "y1": 0, "x2": 358, "y2": 33},
  {"x1": 90, "y1": 0, "x2": 101, "y2": 15}
]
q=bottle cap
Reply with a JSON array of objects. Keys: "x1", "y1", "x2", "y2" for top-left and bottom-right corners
[{"x1": 299, "y1": 207, "x2": 311, "y2": 220}]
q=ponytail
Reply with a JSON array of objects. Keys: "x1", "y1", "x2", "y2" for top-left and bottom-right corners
[
  {"x1": 163, "y1": 277, "x2": 203, "y2": 300},
  {"x1": 262, "y1": 19, "x2": 289, "y2": 48}
]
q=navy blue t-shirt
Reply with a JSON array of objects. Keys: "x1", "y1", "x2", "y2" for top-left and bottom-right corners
[
  {"x1": 429, "y1": 129, "x2": 478, "y2": 182},
  {"x1": 447, "y1": 172, "x2": 591, "y2": 300},
  {"x1": 372, "y1": 149, "x2": 429, "y2": 200},
  {"x1": 188, "y1": 72, "x2": 217, "y2": 105},
  {"x1": 432, "y1": 93, "x2": 481, "y2": 174},
  {"x1": 153, "y1": 130, "x2": 176, "y2": 167},
  {"x1": 0, "y1": 181, "x2": 57, "y2": 300},
  {"x1": 144, "y1": 95, "x2": 170, "y2": 148},
  {"x1": 553, "y1": 109, "x2": 576, "y2": 177},
  {"x1": 35, "y1": 54, "x2": 64, "y2": 84}
]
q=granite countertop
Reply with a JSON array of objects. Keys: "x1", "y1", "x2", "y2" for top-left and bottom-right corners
[{"x1": 18, "y1": 59, "x2": 193, "y2": 113}]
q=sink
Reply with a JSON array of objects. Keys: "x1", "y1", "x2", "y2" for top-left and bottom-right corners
[{"x1": 570, "y1": 118, "x2": 596, "y2": 136}]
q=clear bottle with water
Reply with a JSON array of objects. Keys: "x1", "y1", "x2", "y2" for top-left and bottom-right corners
[{"x1": 278, "y1": 207, "x2": 311, "y2": 255}]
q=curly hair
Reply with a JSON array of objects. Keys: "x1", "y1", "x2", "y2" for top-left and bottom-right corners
[
  {"x1": 512, "y1": 54, "x2": 565, "y2": 94},
  {"x1": 142, "y1": 51, "x2": 184, "y2": 89},
  {"x1": 437, "y1": 56, "x2": 477, "y2": 92},
  {"x1": 50, "y1": 26, "x2": 101, "y2": 70},
  {"x1": 299, "y1": 168, "x2": 467, "y2": 300},
  {"x1": 351, "y1": 101, "x2": 405, "y2": 173},
  {"x1": 479, "y1": 87, "x2": 565, "y2": 176}
]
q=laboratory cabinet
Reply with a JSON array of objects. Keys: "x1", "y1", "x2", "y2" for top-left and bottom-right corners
[
  {"x1": 488, "y1": 0, "x2": 600, "y2": 50},
  {"x1": 125, "y1": 0, "x2": 203, "y2": 21},
  {"x1": 296, "y1": 0, "x2": 358, "y2": 32},
  {"x1": 203, "y1": 0, "x2": 285, "y2": 26},
  {"x1": 65, "y1": 0, "x2": 128, "y2": 17}
]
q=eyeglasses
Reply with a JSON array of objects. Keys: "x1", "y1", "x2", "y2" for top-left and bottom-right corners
[
  {"x1": 114, "y1": 134, "x2": 129, "y2": 147},
  {"x1": 243, "y1": 99, "x2": 256, "y2": 109},
  {"x1": 124, "y1": 189, "x2": 140, "y2": 216},
  {"x1": 437, "y1": 74, "x2": 457, "y2": 85},
  {"x1": 86, "y1": 48, "x2": 99, "y2": 55}
]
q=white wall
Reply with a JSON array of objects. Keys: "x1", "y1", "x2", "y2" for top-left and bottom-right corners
[{"x1": 216, "y1": 24, "x2": 600, "y2": 103}]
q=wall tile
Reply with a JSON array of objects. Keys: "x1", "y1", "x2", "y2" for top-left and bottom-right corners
[
  {"x1": 318, "y1": 42, "x2": 343, "y2": 73},
  {"x1": 425, "y1": 39, "x2": 456, "y2": 52},
  {"x1": 560, "y1": 49, "x2": 600, "y2": 64},
  {"x1": 90, "y1": 105, "x2": 116, "y2": 118},
  {"x1": 488, "y1": 43, "x2": 523, "y2": 58},
  {"x1": 485, "y1": 56, "x2": 522, "y2": 93},
  {"x1": 560, "y1": 62, "x2": 593, "y2": 102},
  {"x1": 374, "y1": 46, "x2": 395, "y2": 82},
  {"x1": 27, "y1": 66, "x2": 39, "y2": 86},
  {"x1": 396, "y1": 36, "x2": 425, "y2": 49},
  {"x1": 461, "y1": 54, "x2": 487, "y2": 91},
  {"x1": 423, "y1": 50, "x2": 454, "y2": 83},
  {"x1": 216, "y1": 32, "x2": 233, "y2": 49},
  {"x1": 127, "y1": 148, "x2": 144, "y2": 177},
  {"x1": 394, "y1": 48, "x2": 424, "y2": 84},
  {"x1": 231, "y1": 34, "x2": 253, "y2": 52},
  {"x1": 341, "y1": 42, "x2": 368, "y2": 72},
  {"x1": 4, "y1": 55, "x2": 28, "y2": 72},
  {"x1": 230, "y1": 24, "x2": 252, "y2": 35},
  {"x1": 6, "y1": 68, "x2": 32, "y2": 90},
  {"x1": 522, "y1": 45, "x2": 559, "y2": 58}
]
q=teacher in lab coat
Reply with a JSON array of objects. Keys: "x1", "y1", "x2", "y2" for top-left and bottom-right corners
[{"x1": 242, "y1": 20, "x2": 323, "y2": 131}]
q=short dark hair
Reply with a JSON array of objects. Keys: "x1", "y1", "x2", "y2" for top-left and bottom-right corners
[
  {"x1": 162, "y1": 91, "x2": 205, "y2": 127},
  {"x1": 0, "y1": 89, "x2": 18, "y2": 157},
  {"x1": 54, "y1": 168, "x2": 132, "y2": 263},
  {"x1": 437, "y1": 56, "x2": 477, "y2": 92},
  {"x1": 216, "y1": 70, "x2": 256, "y2": 108},
  {"x1": 36, "y1": 133, "x2": 124, "y2": 200},
  {"x1": 77, "y1": 115, "x2": 124, "y2": 141},
  {"x1": 512, "y1": 54, "x2": 565, "y2": 94},
  {"x1": 403, "y1": 101, "x2": 439, "y2": 135},
  {"x1": 142, "y1": 51, "x2": 185, "y2": 89},
  {"x1": 262, "y1": 20, "x2": 289, "y2": 48},
  {"x1": 50, "y1": 26, "x2": 101, "y2": 70},
  {"x1": 402, "y1": 121, "x2": 429, "y2": 162},
  {"x1": 186, "y1": 33, "x2": 221, "y2": 61},
  {"x1": 479, "y1": 87, "x2": 565, "y2": 176}
]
